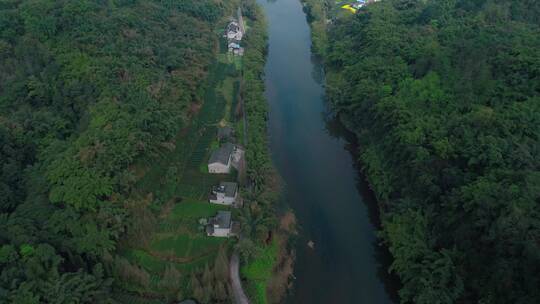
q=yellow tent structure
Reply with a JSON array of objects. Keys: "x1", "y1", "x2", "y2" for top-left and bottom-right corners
[{"x1": 341, "y1": 4, "x2": 357, "y2": 13}]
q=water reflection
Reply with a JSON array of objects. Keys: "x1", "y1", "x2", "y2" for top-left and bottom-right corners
[
  {"x1": 258, "y1": 0, "x2": 399, "y2": 302},
  {"x1": 324, "y1": 113, "x2": 402, "y2": 303},
  {"x1": 310, "y1": 54, "x2": 325, "y2": 85}
]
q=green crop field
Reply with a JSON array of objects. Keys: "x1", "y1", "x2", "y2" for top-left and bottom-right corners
[
  {"x1": 132, "y1": 59, "x2": 241, "y2": 200},
  {"x1": 171, "y1": 199, "x2": 230, "y2": 220},
  {"x1": 156, "y1": 199, "x2": 231, "y2": 234},
  {"x1": 151, "y1": 235, "x2": 225, "y2": 258}
]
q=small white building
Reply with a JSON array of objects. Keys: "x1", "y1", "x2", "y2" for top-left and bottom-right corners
[
  {"x1": 228, "y1": 42, "x2": 238, "y2": 49},
  {"x1": 225, "y1": 21, "x2": 243, "y2": 41},
  {"x1": 227, "y1": 31, "x2": 243, "y2": 41},
  {"x1": 206, "y1": 211, "x2": 233, "y2": 237},
  {"x1": 208, "y1": 143, "x2": 236, "y2": 174},
  {"x1": 228, "y1": 42, "x2": 245, "y2": 56},
  {"x1": 209, "y1": 182, "x2": 238, "y2": 206},
  {"x1": 353, "y1": 0, "x2": 379, "y2": 9}
]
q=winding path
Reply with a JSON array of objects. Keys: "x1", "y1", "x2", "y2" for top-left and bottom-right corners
[{"x1": 230, "y1": 253, "x2": 250, "y2": 304}]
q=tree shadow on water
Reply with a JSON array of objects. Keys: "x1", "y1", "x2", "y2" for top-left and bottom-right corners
[{"x1": 323, "y1": 112, "x2": 402, "y2": 303}]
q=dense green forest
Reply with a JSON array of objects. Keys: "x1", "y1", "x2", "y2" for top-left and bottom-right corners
[
  {"x1": 305, "y1": 0, "x2": 540, "y2": 303},
  {"x1": 0, "y1": 0, "x2": 228, "y2": 302}
]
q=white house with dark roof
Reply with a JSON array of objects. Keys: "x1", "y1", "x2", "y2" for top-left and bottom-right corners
[
  {"x1": 208, "y1": 143, "x2": 235, "y2": 174},
  {"x1": 209, "y1": 182, "x2": 238, "y2": 206},
  {"x1": 206, "y1": 211, "x2": 233, "y2": 237}
]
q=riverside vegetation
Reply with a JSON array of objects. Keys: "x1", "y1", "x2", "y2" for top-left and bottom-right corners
[
  {"x1": 301, "y1": 0, "x2": 540, "y2": 303},
  {"x1": 0, "y1": 0, "x2": 288, "y2": 303},
  {"x1": 236, "y1": 2, "x2": 296, "y2": 303}
]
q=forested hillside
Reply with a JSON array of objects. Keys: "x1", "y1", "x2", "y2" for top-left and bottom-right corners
[
  {"x1": 320, "y1": 0, "x2": 540, "y2": 303},
  {"x1": 0, "y1": 0, "x2": 226, "y2": 302}
]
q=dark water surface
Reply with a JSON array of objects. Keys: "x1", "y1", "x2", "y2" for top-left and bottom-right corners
[{"x1": 257, "y1": 0, "x2": 398, "y2": 303}]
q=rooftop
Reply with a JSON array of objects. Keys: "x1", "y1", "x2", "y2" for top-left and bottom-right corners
[
  {"x1": 210, "y1": 211, "x2": 232, "y2": 229},
  {"x1": 214, "y1": 182, "x2": 238, "y2": 197},
  {"x1": 208, "y1": 143, "x2": 235, "y2": 165},
  {"x1": 227, "y1": 22, "x2": 240, "y2": 33}
]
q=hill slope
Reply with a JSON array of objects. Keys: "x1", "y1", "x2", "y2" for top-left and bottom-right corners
[{"x1": 0, "y1": 0, "x2": 226, "y2": 302}]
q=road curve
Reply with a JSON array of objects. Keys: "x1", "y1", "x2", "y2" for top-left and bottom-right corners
[{"x1": 230, "y1": 253, "x2": 250, "y2": 304}]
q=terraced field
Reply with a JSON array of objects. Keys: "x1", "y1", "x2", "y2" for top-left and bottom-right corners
[{"x1": 119, "y1": 39, "x2": 243, "y2": 298}]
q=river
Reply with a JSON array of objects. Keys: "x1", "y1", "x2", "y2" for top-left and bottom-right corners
[{"x1": 256, "y1": 0, "x2": 398, "y2": 303}]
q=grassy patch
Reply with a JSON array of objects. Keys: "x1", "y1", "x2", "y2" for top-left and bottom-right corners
[
  {"x1": 171, "y1": 199, "x2": 228, "y2": 219},
  {"x1": 217, "y1": 53, "x2": 231, "y2": 64},
  {"x1": 235, "y1": 118, "x2": 245, "y2": 146},
  {"x1": 151, "y1": 234, "x2": 226, "y2": 258},
  {"x1": 240, "y1": 240, "x2": 279, "y2": 304},
  {"x1": 126, "y1": 249, "x2": 167, "y2": 273},
  {"x1": 199, "y1": 161, "x2": 210, "y2": 174},
  {"x1": 233, "y1": 55, "x2": 243, "y2": 71},
  {"x1": 219, "y1": 77, "x2": 236, "y2": 125},
  {"x1": 170, "y1": 200, "x2": 229, "y2": 230},
  {"x1": 122, "y1": 200, "x2": 232, "y2": 293},
  {"x1": 242, "y1": 240, "x2": 278, "y2": 280},
  {"x1": 218, "y1": 51, "x2": 243, "y2": 72},
  {"x1": 244, "y1": 280, "x2": 268, "y2": 304}
]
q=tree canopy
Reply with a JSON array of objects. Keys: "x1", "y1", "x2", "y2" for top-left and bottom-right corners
[
  {"x1": 322, "y1": 0, "x2": 540, "y2": 303},
  {"x1": 0, "y1": 0, "x2": 224, "y2": 302}
]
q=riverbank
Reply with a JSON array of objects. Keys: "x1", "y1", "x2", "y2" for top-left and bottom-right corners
[
  {"x1": 237, "y1": 2, "x2": 297, "y2": 303},
  {"x1": 300, "y1": 0, "x2": 330, "y2": 57}
]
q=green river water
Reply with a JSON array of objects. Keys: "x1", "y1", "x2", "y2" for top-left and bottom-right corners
[{"x1": 256, "y1": 0, "x2": 399, "y2": 302}]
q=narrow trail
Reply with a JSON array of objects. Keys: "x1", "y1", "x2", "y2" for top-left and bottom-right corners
[{"x1": 230, "y1": 253, "x2": 250, "y2": 304}]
